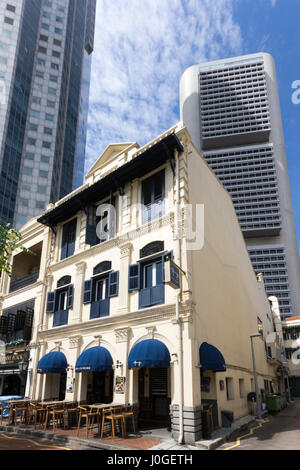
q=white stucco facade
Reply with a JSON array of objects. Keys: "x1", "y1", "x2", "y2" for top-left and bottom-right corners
[{"x1": 0, "y1": 123, "x2": 287, "y2": 443}]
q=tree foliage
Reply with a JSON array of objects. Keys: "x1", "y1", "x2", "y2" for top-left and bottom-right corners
[{"x1": 0, "y1": 223, "x2": 35, "y2": 276}]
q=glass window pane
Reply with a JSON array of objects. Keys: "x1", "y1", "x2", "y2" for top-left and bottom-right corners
[{"x1": 144, "y1": 264, "x2": 153, "y2": 288}]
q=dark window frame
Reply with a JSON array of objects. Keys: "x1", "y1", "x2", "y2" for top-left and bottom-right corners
[
  {"x1": 141, "y1": 170, "x2": 165, "y2": 224},
  {"x1": 61, "y1": 217, "x2": 77, "y2": 260}
]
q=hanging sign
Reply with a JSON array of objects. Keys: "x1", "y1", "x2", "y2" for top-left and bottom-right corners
[{"x1": 164, "y1": 260, "x2": 181, "y2": 289}]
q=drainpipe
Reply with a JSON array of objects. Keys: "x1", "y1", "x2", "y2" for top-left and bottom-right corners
[{"x1": 175, "y1": 149, "x2": 184, "y2": 445}]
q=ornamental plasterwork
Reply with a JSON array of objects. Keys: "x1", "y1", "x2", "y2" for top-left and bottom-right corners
[
  {"x1": 118, "y1": 242, "x2": 133, "y2": 259},
  {"x1": 68, "y1": 336, "x2": 82, "y2": 349},
  {"x1": 114, "y1": 327, "x2": 131, "y2": 343},
  {"x1": 145, "y1": 326, "x2": 156, "y2": 338}
]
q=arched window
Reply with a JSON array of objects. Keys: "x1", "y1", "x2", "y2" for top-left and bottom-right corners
[
  {"x1": 57, "y1": 276, "x2": 71, "y2": 288},
  {"x1": 93, "y1": 261, "x2": 112, "y2": 276},
  {"x1": 140, "y1": 241, "x2": 164, "y2": 259}
]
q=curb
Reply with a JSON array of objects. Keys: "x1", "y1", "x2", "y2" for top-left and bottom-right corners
[
  {"x1": 0, "y1": 424, "x2": 134, "y2": 451},
  {"x1": 194, "y1": 415, "x2": 259, "y2": 450}
]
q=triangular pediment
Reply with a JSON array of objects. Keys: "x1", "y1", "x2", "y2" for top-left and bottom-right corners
[{"x1": 86, "y1": 142, "x2": 139, "y2": 178}]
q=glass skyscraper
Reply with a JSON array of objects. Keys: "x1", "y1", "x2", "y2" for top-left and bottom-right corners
[
  {"x1": 0, "y1": 0, "x2": 96, "y2": 228},
  {"x1": 180, "y1": 53, "x2": 300, "y2": 318}
]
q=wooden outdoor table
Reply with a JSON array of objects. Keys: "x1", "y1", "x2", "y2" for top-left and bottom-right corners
[
  {"x1": 87, "y1": 403, "x2": 128, "y2": 409},
  {"x1": 43, "y1": 401, "x2": 79, "y2": 429}
]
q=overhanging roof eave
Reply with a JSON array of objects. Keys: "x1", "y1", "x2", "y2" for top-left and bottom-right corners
[{"x1": 37, "y1": 133, "x2": 183, "y2": 227}]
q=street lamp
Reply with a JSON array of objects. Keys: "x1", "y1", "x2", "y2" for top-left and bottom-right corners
[{"x1": 250, "y1": 333, "x2": 263, "y2": 420}]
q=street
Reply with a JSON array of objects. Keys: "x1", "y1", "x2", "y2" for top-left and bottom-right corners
[
  {"x1": 219, "y1": 399, "x2": 300, "y2": 450},
  {"x1": 0, "y1": 433, "x2": 72, "y2": 451}
]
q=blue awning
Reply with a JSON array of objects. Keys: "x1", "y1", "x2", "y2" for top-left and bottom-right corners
[
  {"x1": 199, "y1": 342, "x2": 226, "y2": 372},
  {"x1": 128, "y1": 339, "x2": 170, "y2": 369},
  {"x1": 75, "y1": 346, "x2": 113, "y2": 373},
  {"x1": 37, "y1": 352, "x2": 67, "y2": 374}
]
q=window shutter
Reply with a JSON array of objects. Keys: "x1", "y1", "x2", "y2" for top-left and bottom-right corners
[
  {"x1": 67, "y1": 219, "x2": 77, "y2": 257},
  {"x1": 66, "y1": 284, "x2": 74, "y2": 309},
  {"x1": 46, "y1": 291, "x2": 56, "y2": 313},
  {"x1": 60, "y1": 229, "x2": 68, "y2": 260},
  {"x1": 139, "y1": 288, "x2": 151, "y2": 309},
  {"x1": 85, "y1": 205, "x2": 99, "y2": 246},
  {"x1": 108, "y1": 271, "x2": 119, "y2": 297},
  {"x1": 128, "y1": 264, "x2": 140, "y2": 291},
  {"x1": 61, "y1": 218, "x2": 77, "y2": 260},
  {"x1": 83, "y1": 280, "x2": 92, "y2": 304}
]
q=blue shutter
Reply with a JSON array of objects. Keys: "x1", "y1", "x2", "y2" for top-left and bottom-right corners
[
  {"x1": 46, "y1": 292, "x2": 56, "y2": 313},
  {"x1": 83, "y1": 280, "x2": 92, "y2": 304},
  {"x1": 67, "y1": 219, "x2": 77, "y2": 257},
  {"x1": 90, "y1": 301, "x2": 100, "y2": 319},
  {"x1": 151, "y1": 285, "x2": 164, "y2": 305},
  {"x1": 128, "y1": 264, "x2": 140, "y2": 291},
  {"x1": 85, "y1": 206, "x2": 99, "y2": 246},
  {"x1": 139, "y1": 288, "x2": 151, "y2": 309},
  {"x1": 66, "y1": 284, "x2": 74, "y2": 309},
  {"x1": 100, "y1": 299, "x2": 110, "y2": 317},
  {"x1": 53, "y1": 310, "x2": 68, "y2": 327},
  {"x1": 86, "y1": 223, "x2": 98, "y2": 246},
  {"x1": 61, "y1": 228, "x2": 68, "y2": 260},
  {"x1": 109, "y1": 271, "x2": 119, "y2": 297},
  {"x1": 61, "y1": 218, "x2": 77, "y2": 260}
]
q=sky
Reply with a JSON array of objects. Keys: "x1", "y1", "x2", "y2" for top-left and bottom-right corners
[{"x1": 86, "y1": 0, "x2": 300, "y2": 249}]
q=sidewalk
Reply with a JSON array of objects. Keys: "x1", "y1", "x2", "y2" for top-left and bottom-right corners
[
  {"x1": 149, "y1": 415, "x2": 258, "y2": 450},
  {"x1": 0, "y1": 413, "x2": 259, "y2": 451}
]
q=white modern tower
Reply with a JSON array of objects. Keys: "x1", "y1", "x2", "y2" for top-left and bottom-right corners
[{"x1": 180, "y1": 53, "x2": 300, "y2": 318}]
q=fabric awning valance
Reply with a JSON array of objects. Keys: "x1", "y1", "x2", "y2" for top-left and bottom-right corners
[
  {"x1": 128, "y1": 339, "x2": 171, "y2": 369},
  {"x1": 199, "y1": 342, "x2": 226, "y2": 372},
  {"x1": 37, "y1": 352, "x2": 67, "y2": 374},
  {"x1": 75, "y1": 346, "x2": 113, "y2": 373}
]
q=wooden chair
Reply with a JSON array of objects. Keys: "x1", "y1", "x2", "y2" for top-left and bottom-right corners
[
  {"x1": 63, "y1": 402, "x2": 79, "y2": 428},
  {"x1": 101, "y1": 407, "x2": 125, "y2": 440},
  {"x1": 29, "y1": 403, "x2": 48, "y2": 429},
  {"x1": 13, "y1": 403, "x2": 29, "y2": 426},
  {"x1": 77, "y1": 406, "x2": 100, "y2": 438},
  {"x1": 44, "y1": 405, "x2": 65, "y2": 431},
  {"x1": 121, "y1": 405, "x2": 136, "y2": 436}
]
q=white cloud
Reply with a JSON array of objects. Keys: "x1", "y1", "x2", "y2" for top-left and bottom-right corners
[
  {"x1": 86, "y1": 0, "x2": 242, "y2": 172},
  {"x1": 271, "y1": 0, "x2": 276, "y2": 6}
]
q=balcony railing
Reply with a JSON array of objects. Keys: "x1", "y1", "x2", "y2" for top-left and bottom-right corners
[{"x1": 9, "y1": 272, "x2": 39, "y2": 293}]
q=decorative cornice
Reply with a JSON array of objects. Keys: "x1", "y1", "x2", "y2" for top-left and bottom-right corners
[
  {"x1": 114, "y1": 327, "x2": 131, "y2": 343},
  {"x1": 68, "y1": 335, "x2": 82, "y2": 349},
  {"x1": 118, "y1": 242, "x2": 133, "y2": 259},
  {"x1": 54, "y1": 341, "x2": 62, "y2": 351},
  {"x1": 145, "y1": 326, "x2": 156, "y2": 338},
  {"x1": 37, "y1": 303, "x2": 179, "y2": 340},
  {"x1": 75, "y1": 261, "x2": 87, "y2": 274},
  {"x1": 93, "y1": 335, "x2": 102, "y2": 346},
  {"x1": 1, "y1": 281, "x2": 44, "y2": 302}
]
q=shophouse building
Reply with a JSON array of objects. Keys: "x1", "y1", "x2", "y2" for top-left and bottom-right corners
[{"x1": 0, "y1": 122, "x2": 287, "y2": 443}]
